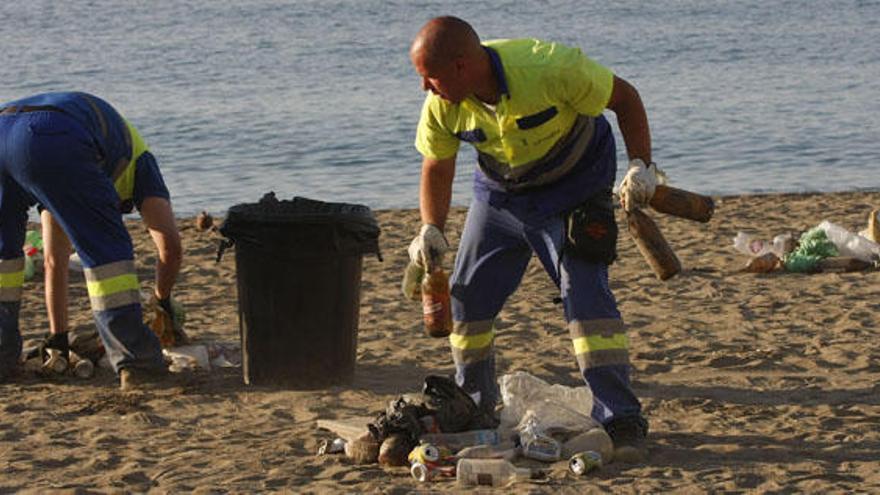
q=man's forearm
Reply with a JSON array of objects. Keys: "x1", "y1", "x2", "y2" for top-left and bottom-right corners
[
  {"x1": 40, "y1": 209, "x2": 72, "y2": 335},
  {"x1": 140, "y1": 197, "x2": 182, "y2": 300},
  {"x1": 419, "y1": 157, "x2": 456, "y2": 230},
  {"x1": 608, "y1": 75, "x2": 652, "y2": 163},
  {"x1": 154, "y1": 256, "x2": 180, "y2": 300}
]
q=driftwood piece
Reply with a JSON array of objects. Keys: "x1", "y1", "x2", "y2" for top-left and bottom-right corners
[
  {"x1": 650, "y1": 185, "x2": 715, "y2": 223},
  {"x1": 626, "y1": 208, "x2": 682, "y2": 280}
]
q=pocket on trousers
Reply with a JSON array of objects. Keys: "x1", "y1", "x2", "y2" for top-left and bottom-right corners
[
  {"x1": 27, "y1": 113, "x2": 99, "y2": 160},
  {"x1": 27, "y1": 112, "x2": 73, "y2": 136},
  {"x1": 564, "y1": 191, "x2": 618, "y2": 265}
]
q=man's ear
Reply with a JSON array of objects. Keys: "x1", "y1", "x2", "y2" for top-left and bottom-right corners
[{"x1": 453, "y1": 56, "x2": 468, "y2": 75}]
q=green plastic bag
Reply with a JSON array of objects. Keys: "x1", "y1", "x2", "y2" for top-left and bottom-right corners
[{"x1": 783, "y1": 228, "x2": 838, "y2": 273}]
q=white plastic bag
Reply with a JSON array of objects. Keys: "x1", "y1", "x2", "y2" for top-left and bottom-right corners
[
  {"x1": 498, "y1": 371, "x2": 599, "y2": 433},
  {"x1": 163, "y1": 345, "x2": 211, "y2": 372},
  {"x1": 818, "y1": 221, "x2": 880, "y2": 262},
  {"x1": 732, "y1": 232, "x2": 793, "y2": 258}
]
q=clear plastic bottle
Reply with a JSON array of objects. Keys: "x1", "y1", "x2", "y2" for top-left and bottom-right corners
[
  {"x1": 521, "y1": 432, "x2": 561, "y2": 462},
  {"x1": 456, "y1": 444, "x2": 519, "y2": 460},
  {"x1": 518, "y1": 413, "x2": 561, "y2": 462},
  {"x1": 421, "y1": 267, "x2": 452, "y2": 338},
  {"x1": 456, "y1": 458, "x2": 534, "y2": 488},
  {"x1": 420, "y1": 429, "x2": 500, "y2": 451}
]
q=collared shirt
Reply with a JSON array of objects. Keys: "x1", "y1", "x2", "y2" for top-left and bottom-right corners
[
  {"x1": 415, "y1": 38, "x2": 614, "y2": 167},
  {"x1": 414, "y1": 38, "x2": 617, "y2": 217}
]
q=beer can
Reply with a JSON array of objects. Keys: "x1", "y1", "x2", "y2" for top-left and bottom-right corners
[
  {"x1": 407, "y1": 443, "x2": 441, "y2": 465},
  {"x1": 410, "y1": 462, "x2": 433, "y2": 482},
  {"x1": 569, "y1": 450, "x2": 603, "y2": 475}
]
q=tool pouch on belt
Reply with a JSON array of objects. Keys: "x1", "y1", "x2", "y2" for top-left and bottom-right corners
[{"x1": 564, "y1": 189, "x2": 618, "y2": 265}]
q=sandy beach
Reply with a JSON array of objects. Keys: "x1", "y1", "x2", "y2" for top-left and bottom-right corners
[{"x1": 3, "y1": 190, "x2": 879, "y2": 493}]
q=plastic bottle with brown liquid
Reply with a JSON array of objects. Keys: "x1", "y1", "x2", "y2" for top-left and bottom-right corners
[{"x1": 422, "y1": 267, "x2": 452, "y2": 338}]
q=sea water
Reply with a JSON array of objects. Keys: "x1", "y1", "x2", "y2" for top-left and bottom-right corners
[{"x1": 2, "y1": 0, "x2": 878, "y2": 215}]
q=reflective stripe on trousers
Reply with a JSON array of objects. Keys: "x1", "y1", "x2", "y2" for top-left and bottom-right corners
[
  {"x1": 0, "y1": 259, "x2": 25, "y2": 367},
  {"x1": 84, "y1": 260, "x2": 141, "y2": 311},
  {"x1": 0, "y1": 258, "x2": 25, "y2": 303}
]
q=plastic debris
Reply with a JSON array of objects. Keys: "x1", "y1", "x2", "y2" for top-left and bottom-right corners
[
  {"x1": 818, "y1": 220, "x2": 880, "y2": 262},
  {"x1": 499, "y1": 371, "x2": 599, "y2": 432},
  {"x1": 317, "y1": 438, "x2": 346, "y2": 456},
  {"x1": 163, "y1": 343, "x2": 240, "y2": 372},
  {"x1": 783, "y1": 227, "x2": 839, "y2": 272},
  {"x1": 517, "y1": 411, "x2": 561, "y2": 462},
  {"x1": 732, "y1": 232, "x2": 794, "y2": 258}
]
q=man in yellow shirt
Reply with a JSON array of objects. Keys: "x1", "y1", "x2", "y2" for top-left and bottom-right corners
[{"x1": 408, "y1": 16, "x2": 660, "y2": 462}]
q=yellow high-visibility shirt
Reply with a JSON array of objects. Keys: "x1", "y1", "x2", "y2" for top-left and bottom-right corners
[{"x1": 415, "y1": 38, "x2": 614, "y2": 169}]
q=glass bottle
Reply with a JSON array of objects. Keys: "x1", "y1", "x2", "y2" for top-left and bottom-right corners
[
  {"x1": 421, "y1": 267, "x2": 452, "y2": 337},
  {"x1": 420, "y1": 429, "x2": 500, "y2": 451}
]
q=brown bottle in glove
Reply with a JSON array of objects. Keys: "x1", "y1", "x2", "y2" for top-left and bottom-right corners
[{"x1": 422, "y1": 267, "x2": 452, "y2": 338}]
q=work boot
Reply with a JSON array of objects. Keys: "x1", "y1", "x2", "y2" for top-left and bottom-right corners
[
  {"x1": 605, "y1": 415, "x2": 649, "y2": 463},
  {"x1": 119, "y1": 367, "x2": 167, "y2": 391}
]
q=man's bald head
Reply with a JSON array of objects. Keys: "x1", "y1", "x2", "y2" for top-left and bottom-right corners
[{"x1": 410, "y1": 16, "x2": 482, "y2": 69}]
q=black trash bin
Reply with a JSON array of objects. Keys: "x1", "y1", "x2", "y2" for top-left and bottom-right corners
[{"x1": 219, "y1": 193, "x2": 381, "y2": 388}]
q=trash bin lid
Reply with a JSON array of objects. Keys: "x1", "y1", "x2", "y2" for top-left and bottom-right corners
[{"x1": 220, "y1": 193, "x2": 381, "y2": 258}]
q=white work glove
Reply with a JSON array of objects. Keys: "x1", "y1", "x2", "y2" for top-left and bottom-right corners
[
  {"x1": 618, "y1": 158, "x2": 664, "y2": 212},
  {"x1": 407, "y1": 224, "x2": 449, "y2": 270}
]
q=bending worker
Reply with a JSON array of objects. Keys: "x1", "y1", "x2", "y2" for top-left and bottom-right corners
[
  {"x1": 0, "y1": 91, "x2": 174, "y2": 388},
  {"x1": 407, "y1": 17, "x2": 660, "y2": 462}
]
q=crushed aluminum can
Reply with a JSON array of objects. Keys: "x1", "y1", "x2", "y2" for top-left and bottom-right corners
[
  {"x1": 410, "y1": 462, "x2": 432, "y2": 482},
  {"x1": 569, "y1": 450, "x2": 603, "y2": 475},
  {"x1": 410, "y1": 461, "x2": 456, "y2": 482},
  {"x1": 407, "y1": 443, "x2": 442, "y2": 465},
  {"x1": 317, "y1": 437, "x2": 346, "y2": 456}
]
